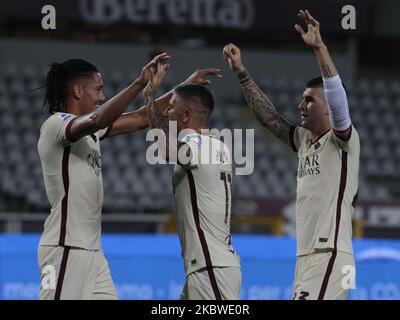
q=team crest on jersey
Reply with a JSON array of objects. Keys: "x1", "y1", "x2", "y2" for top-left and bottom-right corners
[
  {"x1": 185, "y1": 135, "x2": 202, "y2": 148},
  {"x1": 58, "y1": 113, "x2": 71, "y2": 121}
]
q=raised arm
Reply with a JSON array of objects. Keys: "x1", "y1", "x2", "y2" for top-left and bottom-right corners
[
  {"x1": 106, "y1": 68, "x2": 223, "y2": 138},
  {"x1": 142, "y1": 61, "x2": 177, "y2": 162},
  {"x1": 105, "y1": 92, "x2": 172, "y2": 138},
  {"x1": 143, "y1": 62, "x2": 170, "y2": 133},
  {"x1": 223, "y1": 43, "x2": 294, "y2": 148},
  {"x1": 67, "y1": 53, "x2": 170, "y2": 142},
  {"x1": 295, "y1": 9, "x2": 351, "y2": 140}
]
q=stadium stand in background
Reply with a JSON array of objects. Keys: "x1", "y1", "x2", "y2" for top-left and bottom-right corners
[
  {"x1": 0, "y1": 0, "x2": 400, "y2": 239},
  {"x1": 1, "y1": 63, "x2": 399, "y2": 237}
]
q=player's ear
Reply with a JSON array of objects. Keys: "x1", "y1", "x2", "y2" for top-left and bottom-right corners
[
  {"x1": 72, "y1": 83, "x2": 83, "y2": 100},
  {"x1": 183, "y1": 109, "x2": 191, "y2": 124}
]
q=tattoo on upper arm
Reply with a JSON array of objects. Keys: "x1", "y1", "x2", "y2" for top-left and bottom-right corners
[
  {"x1": 237, "y1": 70, "x2": 293, "y2": 147},
  {"x1": 321, "y1": 65, "x2": 333, "y2": 78}
]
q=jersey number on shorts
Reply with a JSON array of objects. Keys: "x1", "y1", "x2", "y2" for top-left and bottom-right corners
[
  {"x1": 220, "y1": 172, "x2": 232, "y2": 225},
  {"x1": 292, "y1": 291, "x2": 310, "y2": 300}
]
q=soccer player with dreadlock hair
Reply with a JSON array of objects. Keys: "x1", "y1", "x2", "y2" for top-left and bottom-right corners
[{"x1": 37, "y1": 54, "x2": 222, "y2": 300}]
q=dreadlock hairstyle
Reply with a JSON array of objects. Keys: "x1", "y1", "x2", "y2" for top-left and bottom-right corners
[{"x1": 42, "y1": 59, "x2": 99, "y2": 114}]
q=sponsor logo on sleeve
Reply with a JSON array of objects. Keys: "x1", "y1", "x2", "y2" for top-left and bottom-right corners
[{"x1": 58, "y1": 113, "x2": 71, "y2": 121}]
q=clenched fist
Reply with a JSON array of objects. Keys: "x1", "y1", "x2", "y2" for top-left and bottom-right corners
[{"x1": 223, "y1": 43, "x2": 245, "y2": 74}]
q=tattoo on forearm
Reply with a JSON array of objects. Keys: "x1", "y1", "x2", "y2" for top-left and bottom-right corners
[
  {"x1": 145, "y1": 94, "x2": 169, "y2": 134},
  {"x1": 238, "y1": 70, "x2": 252, "y2": 87},
  {"x1": 237, "y1": 70, "x2": 293, "y2": 147},
  {"x1": 145, "y1": 92, "x2": 175, "y2": 160},
  {"x1": 321, "y1": 65, "x2": 333, "y2": 78}
]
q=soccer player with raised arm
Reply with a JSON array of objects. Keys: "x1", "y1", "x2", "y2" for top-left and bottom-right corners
[
  {"x1": 223, "y1": 10, "x2": 360, "y2": 300},
  {"x1": 143, "y1": 63, "x2": 241, "y2": 300},
  {"x1": 37, "y1": 53, "x2": 221, "y2": 300}
]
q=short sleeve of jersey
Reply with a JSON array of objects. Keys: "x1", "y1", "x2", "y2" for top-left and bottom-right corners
[
  {"x1": 178, "y1": 134, "x2": 202, "y2": 169},
  {"x1": 97, "y1": 125, "x2": 113, "y2": 141},
  {"x1": 42, "y1": 113, "x2": 77, "y2": 146},
  {"x1": 330, "y1": 125, "x2": 360, "y2": 153},
  {"x1": 290, "y1": 126, "x2": 310, "y2": 152}
]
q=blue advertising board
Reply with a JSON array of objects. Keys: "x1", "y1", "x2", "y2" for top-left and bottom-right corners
[{"x1": 0, "y1": 234, "x2": 399, "y2": 300}]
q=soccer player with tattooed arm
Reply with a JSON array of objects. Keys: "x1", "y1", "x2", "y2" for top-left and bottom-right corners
[
  {"x1": 143, "y1": 62, "x2": 242, "y2": 300},
  {"x1": 37, "y1": 50, "x2": 221, "y2": 300},
  {"x1": 223, "y1": 9, "x2": 360, "y2": 300}
]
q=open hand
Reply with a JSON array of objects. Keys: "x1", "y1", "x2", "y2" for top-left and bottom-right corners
[
  {"x1": 138, "y1": 52, "x2": 170, "y2": 87},
  {"x1": 143, "y1": 62, "x2": 169, "y2": 98},
  {"x1": 295, "y1": 10, "x2": 326, "y2": 50},
  {"x1": 182, "y1": 68, "x2": 223, "y2": 86}
]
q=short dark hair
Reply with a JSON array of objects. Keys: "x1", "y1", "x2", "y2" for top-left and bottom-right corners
[
  {"x1": 306, "y1": 75, "x2": 347, "y2": 93},
  {"x1": 174, "y1": 84, "x2": 214, "y2": 121},
  {"x1": 43, "y1": 59, "x2": 99, "y2": 114},
  {"x1": 306, "y1": 76, "x2": 323, "y2": 88}
]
